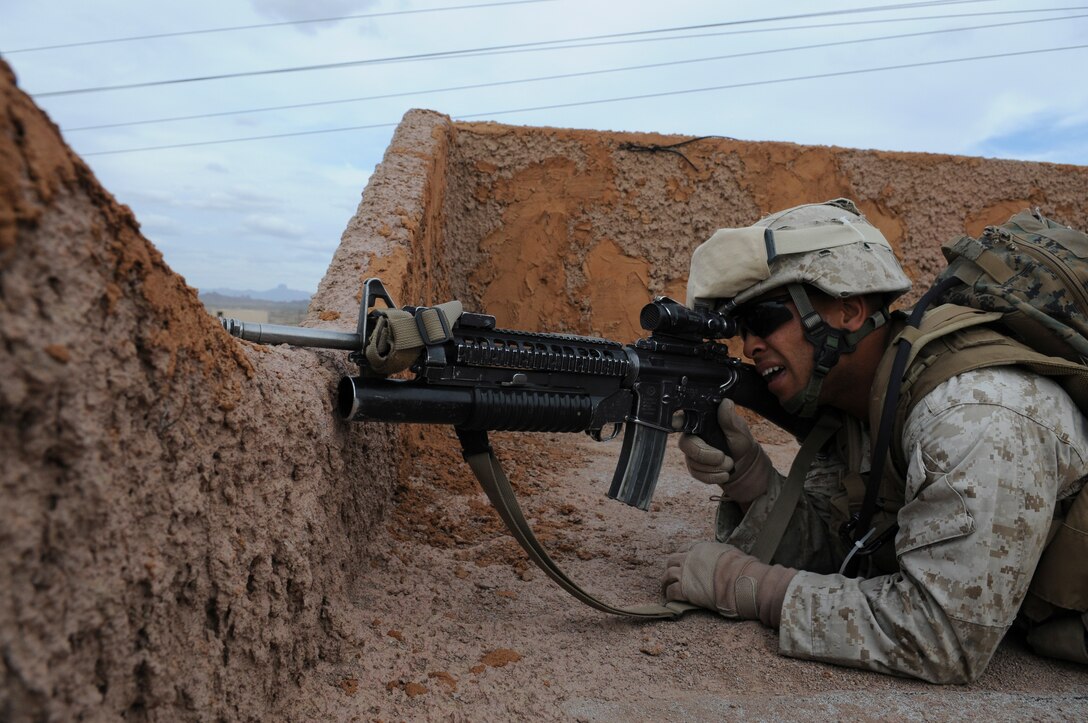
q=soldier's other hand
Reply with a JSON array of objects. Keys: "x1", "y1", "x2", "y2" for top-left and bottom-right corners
[
  {"x1": 661, "y1": 545, "x2": 694, "y2": 604},
  {"x1": 661, "y1": 542, "x2": 796, "y2": 628}
]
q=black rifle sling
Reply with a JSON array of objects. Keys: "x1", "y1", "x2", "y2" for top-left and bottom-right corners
[
  {"x1": 843, "y1": 277, "x2": 961, "y2": 576},
  {"x1": 835, "y1": 277, "x2": 961, "y2": 577},
  {"x1": 455, "y1": 428, "x2": 696, "y2": 619}
]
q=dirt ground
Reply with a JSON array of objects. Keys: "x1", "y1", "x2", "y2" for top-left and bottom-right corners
[{"x1": 290, "y1": 429, "x2": 1088, "y2": 721}]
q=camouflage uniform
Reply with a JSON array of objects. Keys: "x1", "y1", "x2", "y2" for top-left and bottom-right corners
[
  {"x1": 717, "y1": 365, "x2": 1088, "y2": 683},
  {"x1": 682, "y1": 198, "x2": 1088, "y2": 681}
]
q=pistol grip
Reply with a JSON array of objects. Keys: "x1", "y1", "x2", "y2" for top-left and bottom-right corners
[{"x1": 696, "y1": 415, "x2": 731, "y2": 459}]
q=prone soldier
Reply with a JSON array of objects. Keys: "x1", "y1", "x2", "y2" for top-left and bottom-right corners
[{"x1": 662, "y1": 199, "x2": 1088, "y2": 682}]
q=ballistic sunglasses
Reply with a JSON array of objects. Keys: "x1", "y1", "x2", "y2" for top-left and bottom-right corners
[{"x1": 735, "y1": 296, "x2": 795, "y2": 339}]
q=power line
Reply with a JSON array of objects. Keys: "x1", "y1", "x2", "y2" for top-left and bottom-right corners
[
  {"x1": 61, "y1": 10, "x2": 1088, "y2": 133},
  {"x1": 400, "y1": 5, "x2": 1088, "y2": 61},
  {"x1": 80, "y1": 43, "x2": 1088, "y2": 157},
  {"x1": 1, "y1": 0, "x2": 558, "y2": 54},
  {"x1": 33, "y1": 0, "x2": 997, "y2": 98},
  {"x1": 457, "y1": 44, "x2": 1088, "y2": 120},
  {"x1": 82, "y1": 120, "x2": 403, "y2": 156}
]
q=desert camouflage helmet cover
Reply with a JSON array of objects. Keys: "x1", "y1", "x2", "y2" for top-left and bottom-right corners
[{"x1": 686, "y1": 199, "x2": 912, "y2": 309}]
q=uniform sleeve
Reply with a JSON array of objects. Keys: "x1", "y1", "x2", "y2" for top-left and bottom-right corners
[{"x1": 777, "y1": 368, "x2": 1088, "y2": 683}]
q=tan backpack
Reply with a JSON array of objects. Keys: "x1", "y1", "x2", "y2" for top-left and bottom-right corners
[{"x1": 858, "y1": 210, "x2": 1088, "y2": 663}]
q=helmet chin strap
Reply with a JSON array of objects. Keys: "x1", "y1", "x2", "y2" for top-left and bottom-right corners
[{"x1": 781, "y1": 284, "x2": 890, "y2": 418}]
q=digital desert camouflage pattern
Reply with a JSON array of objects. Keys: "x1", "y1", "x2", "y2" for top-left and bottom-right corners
[
  {"x1": 939, "y1": 210, "x2": 1088, "y2": 361},
  {"x1": 717, "y1": 366, "x2": 1088, "y2": 683},
  {"x1": 686, "y1": 199, "x2": 911, "y2": 309}
]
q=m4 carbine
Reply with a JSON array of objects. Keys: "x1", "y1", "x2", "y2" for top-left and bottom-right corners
[{"x1": 221, "y1": 278, "x2": 803, "y2": 617}]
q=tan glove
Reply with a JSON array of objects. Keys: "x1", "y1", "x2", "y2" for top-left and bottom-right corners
[
  {"x1": 677, "y1": 399, "x2": 775, "y2": 504},
  {"x1": 661, "y1": 542, "x2": 797, "y2": 628}
]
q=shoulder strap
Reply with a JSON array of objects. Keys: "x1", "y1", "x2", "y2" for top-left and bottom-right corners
[
  {"x1": 843, "y1": 281, "x2": 961, "y2": 568},
  {"x1": 867, "y1": 303, "x2": 1004, "y2": 426},
  {"x1": 749, "y1": 412, "x2": 843, "y2": 563},
  {"x1": 850, "y1": 298, "x2": 1088, "y2": 576},
  {"x1": 876, "y1": 305, "x2": 1088, "y2": 476}
]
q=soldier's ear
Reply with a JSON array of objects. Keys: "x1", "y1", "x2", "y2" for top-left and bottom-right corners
[{"x1": 837, "y1": 295, "x2": 870, "y2": 332}]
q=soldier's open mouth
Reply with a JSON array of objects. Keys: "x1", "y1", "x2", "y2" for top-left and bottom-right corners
[{"x1": 761, "y1": 365, "x2": 785, "y2": 383}]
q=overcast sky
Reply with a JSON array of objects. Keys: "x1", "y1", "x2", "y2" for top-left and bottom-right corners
[{"x1": 3, "y1": 0, "x2": 1087, "y2": 294}]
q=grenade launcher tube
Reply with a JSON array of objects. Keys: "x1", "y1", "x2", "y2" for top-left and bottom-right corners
[{"x1": 337, "y1": 377, "x2": 603, "y2": 433}]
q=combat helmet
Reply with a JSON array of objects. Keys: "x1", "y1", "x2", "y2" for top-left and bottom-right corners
[{"x1": 687, "y1": 198, "x2": 912, "y2": 416}]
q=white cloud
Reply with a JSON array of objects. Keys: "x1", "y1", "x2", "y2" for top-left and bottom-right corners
[{"x1": 242, "y1": 214, "x2": 307, "y2": 239}]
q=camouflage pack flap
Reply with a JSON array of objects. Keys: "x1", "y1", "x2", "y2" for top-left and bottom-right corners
[{"x1": 938, "y1": 209, "x2": 1088, "y2": 361}]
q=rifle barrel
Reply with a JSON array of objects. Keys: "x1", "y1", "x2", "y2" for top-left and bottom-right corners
[{"x1": 220, "y1": 318, "x2": 362, "y2": 350}]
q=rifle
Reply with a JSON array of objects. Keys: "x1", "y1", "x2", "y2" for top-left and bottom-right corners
[{"x1": 222, "y1": 278, "x2": 807, "y2": 617}]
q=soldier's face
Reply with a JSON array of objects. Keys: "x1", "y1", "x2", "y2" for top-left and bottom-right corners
[{"x1": 738, "y1": 297, "x2": 815, "y2": 404}]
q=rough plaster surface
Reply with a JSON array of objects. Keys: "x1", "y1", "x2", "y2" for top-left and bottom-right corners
[
  {"x1": 441, "y1": 120, "x2": 1088, "y2": 335},
  {"x1": 3, "y1": 56, "x2": 1088, "y2": 722},
  {"x1": 0, "y1": 62, "x2": 388, "y2": 720}
]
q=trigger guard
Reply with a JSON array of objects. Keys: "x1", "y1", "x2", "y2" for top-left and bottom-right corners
[{"x1": 588, "y1": 423, "x2": 623, "y2": 442}]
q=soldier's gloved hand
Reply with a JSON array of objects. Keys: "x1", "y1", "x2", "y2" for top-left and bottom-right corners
[
  {"x1": 661, "y1": 542, "x2": 796, "y2": 628},
  {"x1": 677, "y1": 399, "x2": 774, "y2": 503}
]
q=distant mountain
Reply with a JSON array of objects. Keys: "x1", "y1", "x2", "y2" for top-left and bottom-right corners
[{"x1": 203, "y1": 284, "x2": 311, "y2": 302}]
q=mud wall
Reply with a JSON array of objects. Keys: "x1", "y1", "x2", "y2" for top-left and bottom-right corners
[
  {"x1": 5, "y1": 55, "x2": 1088, "y2": 722},
  {"x1": 436, "y1": 120, "x2": 1088, "y2": 340},
  {"x1": 0, "y1": 63, "x2": 414, "y2": 721}
]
